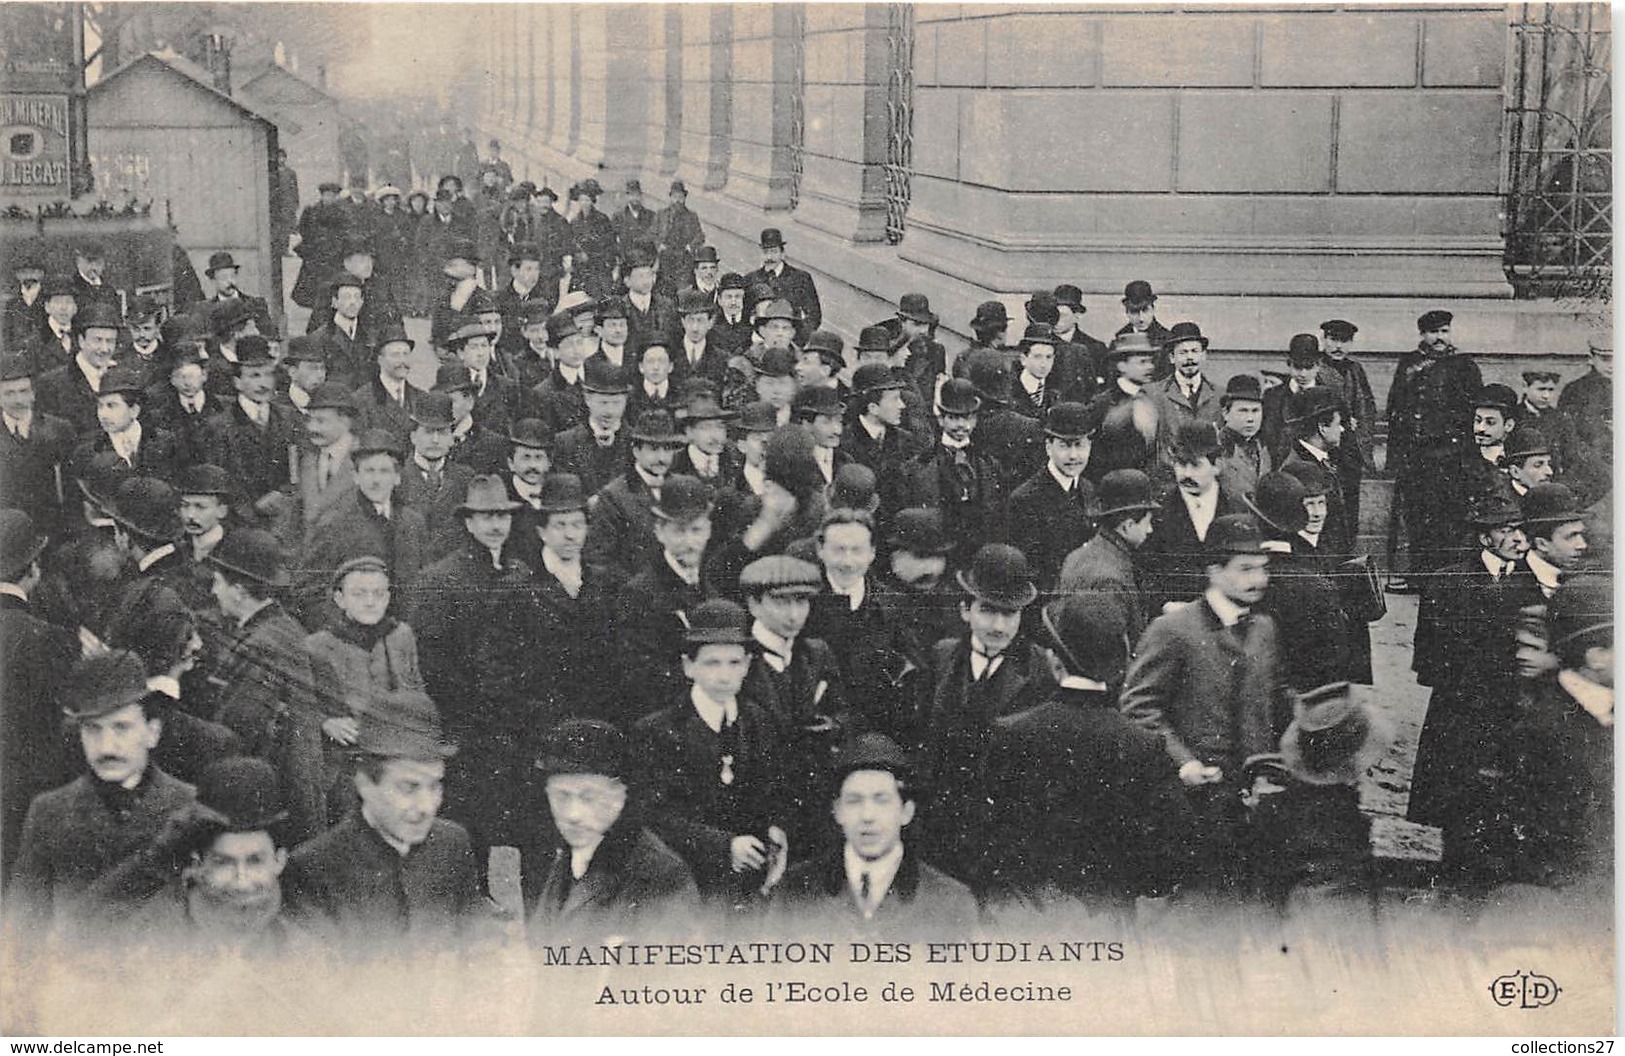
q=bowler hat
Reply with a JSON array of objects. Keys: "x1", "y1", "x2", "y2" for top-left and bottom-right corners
[
  {"x1": 128, "y1": 294, "x2": 162, "y2": 321},
  {"x1": 1245, "y1": 472, "x2": 1309, "y2": 538},
  {"x1": 595, "y1": 297, "x2": 630, "y2": 323},
  {"x1": 75, "y1": 303, "x2": 121, "y2": 335},
  {"x1": 210, "y1": 298, "x2": 255, "y2": 336},
  {"x1": 546, "y1": 311, "x2": 583, "y2": 345},
  {"x1": 161, "y1": 314, "x2": 205, "y2": 349},
  {"x1": 757, "y1": 346, "x2": 797, "y2": 379},
  {"x1": 204, "y1": 251, "x2": 239, "y2": 276},
  {"x1": 1040, "y1": 595, "x2": 1129, "y2": 686},
  {"x1": 196, "y1": 757, "x2": 288, "y2": 832},
  {"x1": 1279, "y1": 682, "x2": 1392, "y2": 786},
  {"x1": 457, "y1": 474, "x2": 522, "y2": 514},
  {"x1": 1221, "y1": 374, "x2": 1264, "y2": 406},
  {"x1": 62, "y1": 650, "x2": 152, "y2": 721},
  {"x1": 1052, "y1": 284, "x2": 1086, "y2": 312},
  {"x1": 432, "y1": 363, "x2": 475, "y2": 395},
  {"x1": 684, "y1": 598, "x2": 751, "y2": 645},
  {"x1": 536, "y1": 719, "x2": 628, "y2": 778},
  {"x1": 677, "y1": 389, "x2": 735, "y2": 423},
  {"x1": 208, "y1": 527, "x2": 291, "y2": 587},
  {"x1": 1473, "y1": 383, "x2": 1519, "y2": 412},
  {"x1": 964, "y1": 350, "x2": 1012, "y2": 403},
  {"x1": 740, "y1": 554, "x2": 822, "y2": 598},
  {"x1": 628, "y1": 408, "x2": 686, "y2": 446},
  {"x1": 671, "y1": 180, "x2": 691, "y2": 197},
  {"x1": 802, "y1": 330, "x2": 845, "y2": 366},
  {"x1": 1504, "y1": 425, "x2": 1552, "y2": 462},
  {"x1": 887, "y1": 507, "x2": 953, "y2": 555},
  {"x1": 830, "y1": 463, "x2": 879, "y2": 513},
  {"x1": 357, "y1": 689, "x2": 456, "y2": 761},
  {"x1": 719, "y1": 272, "x2": 748, "y2": 292},
  {"x1": 110, "y1": 477, "x2": 181, "y2": 541},
  {"x1": 856, "y1": 326, "x2": 902, "y2": 357},
  {"x1": 1286, "y1": 333, "x2": 1322, "y2": 366},
  {"x1": 765, "y1": 425, "x2": 823, "y2": 494},
  {"x1": 735, "y1": 401, "x2": 780, "y2": 434},
  {"x1": 351, "y1": 428, "x2": 404, "y2": 461},
  {"x1": 936, "y1": 377, "x2": 982, "y2": 416},
  {"x1": 1208, "y1": 514, "x2": 1268, "y2": 556},
  {"x1": 1017, "y1": 323, "x2": 1057, "y2": 349},
  {"x1": 507, "y1": 241, "x2": 542, "y2": 266},
  {"x1": 747, "y1": 283, "x2": 778, "y2": 311},
  {"x1": 1163, "y1": 321, "x2": 1209, "y2": 350},
  {"x1": 622, "y1": 244, "x2": 657, "y2": 272},
  {"x1": 76, "y1": 451, "x2": 132, "y2": 512},
  {"x1": 98, "y1": 364, "x2": 148, "y2": 397},
  {"x1": 851, "y1": 363, "x2": 905, "y2": 396},
  {"x1": 536, "y1": 472, "x2": 589, "y2": 515},
  {"x1": 897, "y1": 293, "x2": 937, "y2": 325},
  {"x1": 1024, "y1": 291, "x2": 1059, "y2": 327},
  {"x1": 1285, "y1": 386, "x2": 1344, "y2": 426},
  {"x1": 0, "y1": 509, "x2": 49, "y2": 581},
  {"x1": 791, "y1": 385, "x2": 845, "y2": 421},
  {"x1": 506, "y1": 418, "x2": 552, "y2": 451},
  {"x1": 327, "y1": 270, "x2": 366, "y2": 296},
  {"x1": 233, "y1": 335, "x2": 274, "y2": 368},
  {"x1": 830, "y1": 732, "x2": 914, "y2": 786},
  {"x1": 517, "y1": 302, "x2": 553, "y2": 330},
  {"x1": 1043, "y1": 401, "x2": 1098, "y2": 440},
  {"x1": 1122, "y1": 280, "x2": 1157, "y2": 308},
  {"x1": 1521, "y1": 482, "x2": 1585, "y2": 526},
  {"x1": 970, "y1": 301, "x2": 1008, "y2": 330},
  {"x1": 651, "y1": 474, "x2": 714, "y2": 521},
  {"x1": 754, "y1": 298, "x2": 797, "y2": 325},
  {"x1": 0, "y1": 354, "x2": 31, "y2": 383},
  {"x1": 1548, "y1": 572, "x2": 1613, "y2": 651},
  {"x1": 1171, "y1": 421, "x2": 1223, "y2": 463},
  {"x1": 306, "y1": 381, "x2": 358, "y2": 413},
  {"x1": 410, "y1": 391, "x2": 457, "y2": 429},
  {"x1": 446, "y1": 238, "x2": 480, "y2": 264},
  {"x1": 677, "y1": 288, "x2": 714, "y2": 316},
  {"x1": 318, "y1": 180, "x2": 342, "y2": 193},
  {"x1": 1109, "y1": 331, "x2": 1158, "y2": 359},
  {"x1": 1278, "y1": 459, "x2": 1330, "y2": 498},
  {"x1": 692, "y1": 247, "x2": 720, "y2": 268},
  {"x1": 582, "y1": 358, "x2": 631, "y2": 395},
  {"x1": 956, "y1": 543, "x2": 1038, "y2": 609},
  {"x1": 1467, "y1": 490, "x2": 1523, "y2": 528},
  {"x1": 1092, "y1": 469, "x2": 1158, "y2": 520},
  {"x1": 176, "y1": 463, "x2": 234, "y2": 498},
  {"x1": 282, "y1": 334, "x2": 324, "y2": 365},
  {"x1": 759, "y1": 228, "x2": 786, "y2": 249},
  {"x1": 1320, "y1": 319, "x2": 1358, "y2": 341},
  {"x1": 41, "y1": 275, "x2": 77, "y2": 300},
  {"x1": 1417, "y1": 309, "x2": 1453, "y2": 332}
]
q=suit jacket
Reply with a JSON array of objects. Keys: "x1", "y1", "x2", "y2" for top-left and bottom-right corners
[
  {"x1": 397, "y1": 457, "x2": 477, "y2": 560},
  {"x1": 10, "y1": 769, "x2": 195, "y2": 930},
  {"x1": 838, "y1": 419, "x2": 922, "y2": 479},
  {"x1": 553, "y1": 424, "x2": 632, "y2": 498},
  {"x1": 973, "y1": 406, "x2": 1046, "y2": 490},
  {"x1": 528, "y1": 369, "x2": 588, "y2": 436},
  {"x1": 283, "y1": 813, "x2": 480, "y2": 946},
  {"x1": 885, "y1": 442, "x2": 1007, "y2": 567},
  {"x1": 70, "y1": 275, "x2": 121, "y2": 317},
  {"x1": 524, "y1": 815, "x2": 699, "y2": 938},
  {"x1": 204, "y1": 399, "x2": 302, "y2": 504},
  {"x1": 1055, "y1": 528, "x2": 1149, "y2": 645},
  {"x1": 774, "y1": 846, "x2": 979, "y2": 936},
  {"x1": 1119, "y1": 597, "x2": 1283, "y2": 778},
  {"x1": 280, "y1": 441, "x2": 358, "y2": 549},
  {"x1": 1216, "y1": 428, "x2": 1272, "y2": 506},
  {"x1": 1258, "y1": 551, "x2": 1351, "y2": 721},
  {"x1": 584, "y1": 472, "x2": 661, "y2": 582},
  {"x1": 1006, "y1": 372, "x2": 1063, "y2": 419},
  {"x1": 670, "y1": 445, "x2": 745, "y2": 491},
  {"x1": 351, "y1": 376, "x2": 428, "y2": 441},
  {"x1": 1280, "y1": 445, "x2": 1352, "y2": 557},
  {"x1": 1007, "y1": 467, "x2": 1095, "y2": 592},
  {"x1": 1082, "y1": 384, "x2": 1156, "y2": 484},
  {"x1": 669, "y1": 338, "x2": 731, "y2": 389},
  {"x1": 623, "y1": 292, "x2": 677, "y2": 353},
  {"x1": 633, "y1": 694, "x2": 790, "y2": 898},
  {"x1": 612, "y1": 556, "x2": 713, "y2": 720},
  {"x1": 521, "y1": 558, "x2": 617, "y2": 724},
  {"x1": 35, "y1": 361, "x2": 101, "y2": 436},
  {"x1": 1142, "y1": 486, "x2": 1244, "y2": 609},
  {"x1": 745, "y1": 263, "x2": 822, "y2": 335},
  {"x1": 148, "y1": 387, "x2": 229, "y2": 469},
  {"x1": 70, "y1": 425, "x2": 182, "y2": 484},
  {"x1": 309, "y1": 321, "x2": 372, "y2": 390},
  {"x1": 0, "y1": 595, "x2": 80, "y2": 881},
  {"x1": 295, "y1": 492, "x2": 429, "y2": 625},
  {"x1": 1149, "y1": 374, "x2": 1222, "y2": 451},
  {"x1": 0, "y1": 412, "x2": 74, "y2": 537}
]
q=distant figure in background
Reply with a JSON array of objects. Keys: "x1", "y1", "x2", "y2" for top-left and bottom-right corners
[
  {"x1": 339, "y1": 120, "x2": 370, "y2": 189},
  {"x1": 272, "y1": 148, "x2": 301, "y2": 257}
]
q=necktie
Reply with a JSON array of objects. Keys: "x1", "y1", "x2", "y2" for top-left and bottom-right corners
[
  {"x1": 860, "y1": 872, "x2": 872, "y2": 914},
  {"x1": 1031, "y1": 381, "x2": 1045, "y2": 409},
  {"x1": 9, "y1": 421, "x2": 25, "y2": 442},
  {"x1": 318, "y1": 451, "x2": 332, "y2": 489},
  {"x1": 427, "y1": 464, "x2": 443, "y2": 492}
]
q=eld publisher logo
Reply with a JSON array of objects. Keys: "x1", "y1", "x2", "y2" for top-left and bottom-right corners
[{"x1": 1490, "y1": 971, "x2": 1562, "y2": 1009}]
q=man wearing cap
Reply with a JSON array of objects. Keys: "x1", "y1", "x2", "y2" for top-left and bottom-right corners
[
  {"x1": 1081, "y1": 332, "x2": 1160, "y2": 485},
  {"x1": 1318, "y1": 319, "x2": 1378, "y2": 474},
  {"x1": 0, "y1": 510, "x2": 80, "y2": 880},
  {"x1": 1057, "y1": 469, "x2": 1159, "y2": 644},
  {"x1": 1148, "y1": 322, "x2": 1221, "y2": 447},
  {"x1": 1116, "y1": 280, "x2": 1172, "y2": 379},
  {"x1": 200, "y1": 336, "x2": 299, "y2": 512},
  {"x1": 9, "y1": 651, "x2": 197, "y2": 932},
  {"x1": 293, "y1": 182, "x2": 349, "y2": 309},
  {"x1": 553, "y1": 358, "x2": 634, "y2": 496},
  {"x1": 525, "y1": 718, "x2": 699, "y2": 936},
  {"x1": 1556, "y1": 338, "x2": 1612, "y2": 507},
  {"x1": 1121, "y1": 514, "x2": 1285, "y2": 890},
  {"x1": 350, "y1": 323, "x2": 427, "y2": 442},
  {"x1": 988, "y1": 596, "x2": 1193, "y2": 912},
  {"x1": 205, "y1": 528, "x2": 327, "y2": 845},
  {"x1": 634, "y1": 598, "x2": 792, "y2": 904},
  {"x1": 0, "y1": 357, "x2": 75, "y2": 536},
  {"x1": 887, "y1": 378, "x2": 1006, "y2": 569},
  {"x1": 71, "y1": 365, "x2": 181, "y2": 484},
  {"x1": 283, "y1": 690, "x2": 483, "y2": 945},
  {"x1": 1008, "y1": 402, "x2": 1100, "y2": 592},
  {"x1": 36, "y1": 303, "x2": 121, "y2": 436},
  {"x1": 584, "y1": 409, "x2": 689, "y2": 581},
  {"x1": 1279, "y1": 387, "x2": 1356, "y2": 558},
  {"x1": 204, "y1": 251, "x2": 276, "y2": 337},
  {"x1": 519, "y1": 473, "x2": 615, "y2": 723},
  {"x1": 654, "y1": 181, "x2": 707, "y2": 298},
  {"x1": 746, "y1": 228, "x2": 821, "y2": 339},
  {"x1": 774, "y1": 732, "x2": 976, "y2": 932}
]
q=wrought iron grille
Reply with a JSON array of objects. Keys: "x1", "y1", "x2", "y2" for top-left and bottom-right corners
[
  {"x1": 1504, "y1": 4, "x2": 1612, "y2": 298},
  {"x1": 787, "y1": 5, "x2": 806, "y2": 209},
  {"x1": 883, "y1": 4, "x2": 915, "y2": 245}
]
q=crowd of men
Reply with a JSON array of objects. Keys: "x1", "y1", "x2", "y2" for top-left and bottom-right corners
[{"x1": 0, "y1": 169, "x2": 1613, "y2": 957}]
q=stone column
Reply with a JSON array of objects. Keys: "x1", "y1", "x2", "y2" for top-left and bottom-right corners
[
  {"x1": 723, "y1": 4, "x2": 800, "y2": 211},
  {"x1": 794, "y1": 3, "x2": 891, "y2": 243}
]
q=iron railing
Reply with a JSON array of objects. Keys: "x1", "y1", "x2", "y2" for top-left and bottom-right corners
[{"x1": 883, "y1": 3, "x2": 915, "y2": 245}]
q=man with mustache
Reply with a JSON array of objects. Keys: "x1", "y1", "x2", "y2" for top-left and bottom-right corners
[
  {"x1": 1419, "y1": 384, "x2": 1521, "y2": 569},
  {"x1": 9, "y1": 651, "x2": 196, "y2": 934}
]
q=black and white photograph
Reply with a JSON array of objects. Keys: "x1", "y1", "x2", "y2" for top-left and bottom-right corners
[{"x1": 0, "y1": 0, "x2": 1613, "y2": 1037}]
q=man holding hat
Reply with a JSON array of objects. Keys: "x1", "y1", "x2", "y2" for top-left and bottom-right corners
[
  {"x1": 585, "y1": 408, "x2": 689, "y2": 581},
  {"x1": 1121, "y1": 514, "x2": 1286, "y2": 891},
  {"x1": 746, "y1": 228, "x2": 822, "y2": 339},
  {"x1": 205, "y1": 528, "x2": 327, "y2": 846},
  {"x1": 774, "y1": 732, "x2": 977, "y2": 932},
  {"x1": 1057, "y1": 468, "x2": 1159, "y2": 643},
  {"x1": 916, "y1": 543, "x2": 1051, "y2": 888},
  {"x1": 988, "y1": 595, "x2": 1193, "y2": 912},
  {"x1": 203, "y1": 336, "x2": 301, "y2": 510},
  {"x1": 634, "y1": 598, "x2": 792, "y2": 905},
  {"x1": 1009, "y1": 401, "x2": 1100, "y2": 592},
  {"x1": 71, "y1": 364, "x2": 181, "y2": 483},
  {"x1": 204, "y1": 251, "x2": 275, "y2": 336},
  {"x1": 9, "y1": 650, "x2": 197, "y2": 933},
  {"x1": 524, "y1": 718, "x2": 699, "y2": 936},
  {"x1": 283, "y1": 689, "x2": 483, "y2": 945},
  {"x1": 0, "y1": 355, "x2": 75, "y2": 536},
  {"x1": 36, "y1": 302, "x2": 121, "y2": 436}
]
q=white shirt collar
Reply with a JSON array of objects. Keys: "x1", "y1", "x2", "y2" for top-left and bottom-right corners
[
  {"x1": 558, "y1": 364, "x2": 581, "y2": 385},
  {"x1": 0, "y1": 582, "x2": 29, "y2": 603},
  {"x1": 645, "y1": 381, "x2": 667, "y2": 399},
  {"x1": 752, "y1": 621, "x2": 795, "y2": 663},
  {"x1": 238, "y1": 393, "x2": 268, "y2": 421},
  {"x1": 1117, "y1": 377, "x2": 1141, "y2": 397},
  {"x1": 1526, "y1": 550, "x2": 1562, "y2": 596},
  {"x1": 1176, "y1": 373, "x2": 1204, "y2": 399},
  {"x1": 362, "y1": 805, "x2": 414, "y2": 856},
  {"x1": 287, "y1": 385, "x2": 310, "y2": 410},
  {"x1": 687, "y1": 444, "x2": 717, "y2": 473},
  {"x1": 845, "y1": 842, "x2": 904, "y2": 917},
  {"x1": 146, "y1": 674, "x2": 182, "y2": 699},
  {"x1": 689, "y1": 684, "x2": 738, "y2": 735},
  {"x1": 1058, "y1": 674, "x2": 1109, "y2": 692},
  {"x1": 1204, "y1": 587, "x2": 1248, "y2": 627},
  {"x1": 1298, "y1": 529, "x2": 1321, "y2": 548},
  {"x1": 414, "y1": 452, "x2": 446, "y2": 475},
  {"x1": 1020, "y1": 371, "x2": 1044, "y2": 395},
  {"x1": 3, "y1": 410, "x2": 31, "y2": 435},
  {"x1": 665, "y1": 550, "x2": 700, "y2": 587},
  {"x1": 570, "y1": 837, "x2": 605, "y2": 880},
  {"x1": 1181, "y1": 485, "x2": 1219, "y2": 539},
  {"x1": 1481, "y1": 550, "x2": 1512, "y2": 579},
  {"x1": 190, "y1": 524, "x2": 224, "y2": 558},
  {"x1": 135, "y1": 542, "x2": 175, "y2": 573},
  {"x1": 827, "y1": 573, "x2": 865, "y2": 611},
  {"x1": 109, "y1": 419, "x2": 143, "y2": 460},
  {"x1": 1557, "y1": 669, "x2": 1614, "y2": 727},
  {"x1": 1479, "y1": 444, "x2": 1504, "y2": 463},
  {"x1": 742, "y1": 462, "x2": 766, "y2": 495},
  {"x1": 542, "y1": 545, "x2": 582, "y2": 580},
  {"x1": 1047, "y1": 461, "x2": 1082, "y2": 493},
  {"x1": 859, "y1": 415, "x2": 886, "y2": 441},
  {"x1": 1297, "y1": 439, "x2": 1331, "y2": 465},
  {"x1": 76, "y1": 353, "x2": 105, "y2": 387}
]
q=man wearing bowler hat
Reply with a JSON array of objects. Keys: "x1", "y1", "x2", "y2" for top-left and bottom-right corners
[
  {"x1": 1148, "y1": 322, "x2": 1222, "y2": 445},
  {"x1": 709, "y1": 272, "x2": 754, "y2": 356},
  {"x1": 293, "y1": 180, "x2": 349, "y2": 309},
  {"x1": 774, "y1": 732, "x2": 977, "y2": 933},
  {"x1": 1260, "y1": 334, "x2": 1326, "y2": 464},
  {"x1": 280, "y1": 381, "x2": 360, "y2": 545},
  {"x1": 554, "y1": 358, "x2": 634, "y2": 497},
  {"x1": 1048, "y1": 283, "x2": 1112, "y2": 401},
  {"x1": 69, "y1": 242, "x2": 120, "y2": 319},
  {"x1": 840, "y1": 361, "x2": 922, "y2": 478},
  {"x1": 1081, "y1": 331, "x2": 1161, "y2": 485},
  {"x1": 1518, "y1": 483, "x2": 1590, "y2": 601},
  {"x1": 1008, "y1": 401, "x2": 1101, "y2": 592},
  {"x1": 204, "y1": 251, "x2": 275, "y2": 336},
  {"x1": 9, "y1": 650, "x2": 197, "y2": 933},
  {"x1": 307, "y1": 271, "x2": 375, "y2": 389},
  {"x1": 671, "y1": 386, "x2": 744, "y2": 488},
  {"x1": 283, "y1": 690, "x2": 483, "y2": 946},
  {"x1": 205, "y1": 528, "x2": 327, "y2": 846},
  {"x1": 585, "y1": 408, "x2": 689, "y2": 581},
  {"x1": 688, "y1": 245, "x2": 722, "y2": 304},
  {"x1": 620, "y1": 243, "x2": 677, "y2": 354},
  {"x1": 1214, "y1": 374, "x2": 1271, "y2": 504},
  {"x1": 916, "y1": 543, "x2": 1052, "y2": 889},
  {"x1": 528, "y1": 309, "x2": 593, "y2": 435},
  {"x1": 0, "y1": 354, "x2": 75, "y2": 537},
  {"x1": 522, "y1": 473, "x2": 616, "y2": 724},
  {"x1": 746, "y1": 228, "x2": 822, "y2": 340},
  {"x1": 1279, "y1": 386, "x2": 1356, "y2": 558},
  {"x1": 398, "y1": 391, "x2": 477, "y2": 559},
  {"x1": 36, "y1": 301, "x2": 121, "y2": 436},
  {"x1": 204, "y1": 335, "x2": 300, "y2": 511},
  {"x1": 886, "y1": 378, "x2": 1007, "y2": 570},
  {"x1": 1121, "y1": 514, "x2": 1286, "y2": 891},
  {"x1": 351, "y1": 322, "x2": 427, "y2": 442},
  {"x1": 1116, "y1": 280, "x2": 1172, "y2": 378},
  {"x1": 655, "y1": 179, "x2": 707, "y2": 296},
  {"x1": 1503, "y1": 424, "x2": 1556, "y2": 498},
  {"x1": 525, "y1": 718, "x2": 699, "y2": 936},
  {"x1": 1057, "y1": 468, "x2": 1160, "y2": 644},
  {"x1": 671, "y1": 287, "x2": 730, "y2": 388},
  {"x1": 497, "y1": 417, "x2": 556, "y2": 572},
  {"x1": 987, "y1": 595, "x2": 1193, "y2": 913}
]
